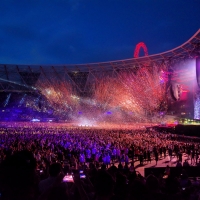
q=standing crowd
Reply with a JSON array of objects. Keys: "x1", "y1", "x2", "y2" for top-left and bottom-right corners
[{"x1": 0, "y1": 125, "x2": 200, "y2": 199}]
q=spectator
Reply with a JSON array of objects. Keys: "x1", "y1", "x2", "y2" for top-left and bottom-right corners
[
  {"x1": 146, "y1": 174, "x2": 166, "y2": 200},
  {"x1": 0, "y1": 150, "x2": 37, "y2": 200},
  {"x1": 176, "y1": 160, "x2": 183, "y2": 167},
  {"x1": 94, "y1": 170, "x2": 115, "y2": 200},
  {"x1": 183, "y1": 160, "x2": 190, "y2": 167},
  {"x1": 39, "y1": 163, "x2": 62, "y2": 194}
]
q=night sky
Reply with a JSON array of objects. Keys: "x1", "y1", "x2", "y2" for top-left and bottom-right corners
[{"x1": 0, "y1": 0, "x2": 200, "y2": 65}]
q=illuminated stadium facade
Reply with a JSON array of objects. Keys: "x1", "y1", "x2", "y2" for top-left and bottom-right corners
[{"x1": 0, "y1": 29, "x2": 200, "y2": 125}]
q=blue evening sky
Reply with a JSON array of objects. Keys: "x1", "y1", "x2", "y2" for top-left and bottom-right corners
[{"x1": 0, "y1": 0, "x2": 200, "y2": 65}]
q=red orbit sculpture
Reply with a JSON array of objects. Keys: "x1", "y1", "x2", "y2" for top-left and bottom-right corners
[{"x1": 134, "y1": 42, "x2": 148, "y2": 58}]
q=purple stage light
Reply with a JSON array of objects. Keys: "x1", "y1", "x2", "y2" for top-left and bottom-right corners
[{"x1": 107, "y1": 111, "x2": 112, "y2": 115}]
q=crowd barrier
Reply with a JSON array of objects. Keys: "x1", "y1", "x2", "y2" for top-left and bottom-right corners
[
  {"x1": 144, "y1": 166, "x2": 200, "y2": 178},
  {"x1": 152, "y1": 124, "x2": 200, "y2": 137}
]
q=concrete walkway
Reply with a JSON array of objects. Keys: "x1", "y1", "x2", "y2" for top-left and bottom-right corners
[{"x1": 133, "y1": 153, "x2": 192, "y2": 176}]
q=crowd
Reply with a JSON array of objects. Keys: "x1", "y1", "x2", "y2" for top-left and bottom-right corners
[{"x1": 0, "y1": 125, "x2": 200, "y2": 199}]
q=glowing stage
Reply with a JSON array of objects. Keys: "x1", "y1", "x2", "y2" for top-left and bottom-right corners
[{"x1": 0, "y1": 121, "x2": 157, "y2": 130}]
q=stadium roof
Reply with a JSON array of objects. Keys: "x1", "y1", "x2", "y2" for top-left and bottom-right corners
[
  {"x1": 0, "y1": 29, "x2": 200, "y2": 71},
  {"x1": 0, "y1": 29, "x2": 199, "y2": 73},
  {"x1": 0, "y1": 29, "x2": 199, "y2": 92}
]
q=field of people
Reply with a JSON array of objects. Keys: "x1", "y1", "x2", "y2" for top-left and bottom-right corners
[{"x1": 1, "y1": 123, "x2": 200, "y2": 199}]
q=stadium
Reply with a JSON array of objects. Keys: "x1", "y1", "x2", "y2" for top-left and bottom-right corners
[
  {"x1": 0, "y1": 29, "x2": 200, "y2": 128},
  {"x1": 1, "y1": 27, "x2": 200, "y2": 200}
]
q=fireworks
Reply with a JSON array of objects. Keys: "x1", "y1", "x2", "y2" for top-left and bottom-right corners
[
  {"x1": 94, "y1": 66, "x2": 167, "y2": 120},
  {"x1": 31, "y1": 65, "x2": 168, "y2": 123},
  {"x1": 36, "y1": 80, "x2": 79, "y2": 117}
]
